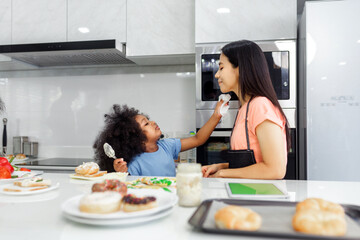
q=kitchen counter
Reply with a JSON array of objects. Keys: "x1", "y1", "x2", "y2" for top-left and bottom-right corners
[{"x1": 1, "y1": 173, "x2": 360, "y2": 239}]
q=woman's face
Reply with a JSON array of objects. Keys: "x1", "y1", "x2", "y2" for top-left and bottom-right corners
[
  {"x1": 215, "y1": 53, "x2": 239, "y2": 95},
  {"x1": 135, "y1": 115, "x2": 162, "y2": 142}
]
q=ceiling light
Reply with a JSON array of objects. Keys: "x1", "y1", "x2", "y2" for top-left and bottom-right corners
[
  {"x1": 217, "y1": 8, "x2": 230, "y2": 14},
  {"x1": 78, "y1": 27, "x2": 90, "y2": 33}
]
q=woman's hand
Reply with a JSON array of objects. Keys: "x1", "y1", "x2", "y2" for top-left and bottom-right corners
[
  {"x1": 202, "y1": 164, "x2": 221, "y2": 178},
  {"x1": 113, "y1": 158, "x2": 128, "y2": 173}
]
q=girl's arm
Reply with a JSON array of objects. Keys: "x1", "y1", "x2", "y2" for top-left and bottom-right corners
[
  {"x1": 180, "y1": 101, "x2": 223, "y2": 151},
  {"x1": 208, "y1": 120, "x2": 287, "y2": 179}
]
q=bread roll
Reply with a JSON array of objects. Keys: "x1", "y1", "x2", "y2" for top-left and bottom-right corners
[
  {"x1": 214, "y1": 205, "x2": 262, "y2": 231},
  {"x1": 292, "y1": 209, "x2": 346, "y2": 236},
  {"x1": 296, "y1": 198, "x2": 344, "y2": 216},
  {"x1": 79, "y1": 192, "x2": 122, "y2": 214}
]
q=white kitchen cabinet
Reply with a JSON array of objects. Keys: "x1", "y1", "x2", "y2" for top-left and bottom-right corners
[
  {"x1": 67, "y1": 0, "x2": 126, "y2": 43},
  {"x1": 12, "y1": 0, "x2": 67, "y2": 44},
  {"x1": 126, "y1": 0, "x2": 195, "y2": 60},
  {"x1": 0, "y1": 0, "x2": 11, "y2": 45},
  {"x1": 196, "y1": 0, "x2": 297, "y2": 43}
]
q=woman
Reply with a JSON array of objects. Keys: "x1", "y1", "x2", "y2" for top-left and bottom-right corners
[{"x1": 202, "y1": 40, "x2": 290, "y2": 179}]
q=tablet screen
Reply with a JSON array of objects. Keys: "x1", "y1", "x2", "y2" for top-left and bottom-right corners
[{"x1": 228, "y1": 183, "x2": 284, "y2": 195}]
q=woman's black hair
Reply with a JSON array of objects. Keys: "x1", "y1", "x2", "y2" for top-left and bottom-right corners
[
  {"x1": 93, "y1": 104, "x2": 148, "y2": 172},
  {"x1": 222, "y1": 40, "x2": 291, "y2": 151}
]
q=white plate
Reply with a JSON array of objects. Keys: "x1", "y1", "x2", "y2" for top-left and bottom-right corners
[
  {"x1": 0, "y1": 182, "x2": 60, "y2": 195},
  {"x1": 62, "y1": 188, "x2": 178, "y2": 219},
  {"x1": 69, "y1": 172, "x2": 128, "y2": 181},
  {"x1": 63, "y1": 207, "x2": 174, "y2": 226},
  {"x1": 0, "y1": 170, "x2": 43, "y2": 183}
]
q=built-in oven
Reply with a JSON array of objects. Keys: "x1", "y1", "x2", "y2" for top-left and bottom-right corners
[
  {"x1": 195, "y1": 40, "x2": 298, "y2": 179},
  {"x1": 196, "y1": 40, "x2": 296, "y2": 111}
]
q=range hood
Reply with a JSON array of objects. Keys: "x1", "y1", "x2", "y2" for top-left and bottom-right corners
[{"x1": 0, "y1": 39, "x2": 135, "y2": 67}]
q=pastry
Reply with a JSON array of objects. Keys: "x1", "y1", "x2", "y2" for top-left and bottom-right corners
[
  {"x1": 14, "y1": 177, "x2": 51, "y2": 187},
  {"x1": 75, "y1": 162, "x2": 107, "y2": 177},
  {"x1": 296, "y1": 198, "x2": 345, "y2": 216},
  {"x1": 121, "y1": 194, "x2": 157, "y2": 212},
  {"x1": 293, "y1": 198, "x2": 347, "y2": 236},
  {"x1": 92, "y1": 179, "x2": 127, "y2": 196},
  {"x1": 79, "y1": 192, "x2": 122, "y2": 214},
  {"x1": 214, "y1": 205, "x2": 262, "y2": 231},
  {"x1": 16, "y1": 153, "x2": 26, "y2": 159},
  {"x1": 292, "y1": 209, "x2": 346, "y2": 236}
]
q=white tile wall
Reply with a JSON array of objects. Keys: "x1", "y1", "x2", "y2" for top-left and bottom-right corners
[{"x1": 0, "y1": 65, "x2": 196, "y2": 158}]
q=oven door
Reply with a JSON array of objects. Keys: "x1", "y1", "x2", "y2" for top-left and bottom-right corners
[
  {"x1": 196, "y1": 130, "x2": 231, "y2": 166},
  {"x1": 196, "y1": 40, "x2": 296, "y2": 110}
]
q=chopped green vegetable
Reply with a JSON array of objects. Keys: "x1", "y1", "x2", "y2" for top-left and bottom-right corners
[
  {"x1": 35, "y1": 179, "x2": 43, "y2": 182},
  {"x1": 162, "y1": 188, "x2": 171, "y2": 192},
  {"x1": 11, "y1": 175, "x2": 18, "y2": 178}
]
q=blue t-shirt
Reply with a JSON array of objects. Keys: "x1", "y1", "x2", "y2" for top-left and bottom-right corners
[{"x1": 128, "y1": 138, "x2": 181, "y2": 176}]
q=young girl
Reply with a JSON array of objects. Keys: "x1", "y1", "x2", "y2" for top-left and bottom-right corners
[
  {"x1": 202, "y1": 40, "x2": 290, "y2": 179},
  {"x1": 93, "y1": 103, "x2": 222, "y2": 176}
]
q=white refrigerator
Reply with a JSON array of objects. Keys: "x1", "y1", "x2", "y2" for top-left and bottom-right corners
[{"x1": 298, "y1": 0, "x2": 360, "y2": 181}]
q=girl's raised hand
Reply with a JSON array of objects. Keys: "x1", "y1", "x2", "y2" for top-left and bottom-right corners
[{"x1": 113, "y1": 158, "x2": 128, "y2": 173}]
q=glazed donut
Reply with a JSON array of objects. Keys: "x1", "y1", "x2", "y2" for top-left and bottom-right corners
[
  {"x1": 75, "y1": 162, "x2": 100, "y2": 175},
  {"x1": 296, "y1": 198, "x2": 344, "y2": 216},
  {"x1": 79, "y1": 192, "x2": 122, "y2": 214},
  {"x1": 292, "y1": 209, "x2": 347, "y2": 236},
  {"x1": 92, "y1": 179, "x2": 127, "y2": 196},
  {"x1": 214, "y1": 205, "x2": 262, "y2": 231},
  {"x1": 121, "y1": 194, "x2": 157, "y2": 212}
]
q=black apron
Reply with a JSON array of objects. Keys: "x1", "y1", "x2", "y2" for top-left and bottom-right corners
[{"x1": 222, "y1": 97, "x2": 256, "y2": 168}]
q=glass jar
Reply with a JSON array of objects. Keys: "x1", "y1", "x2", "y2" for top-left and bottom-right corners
[{"x1": 176, "y1": 163, "x2": 202, "y2": 207}]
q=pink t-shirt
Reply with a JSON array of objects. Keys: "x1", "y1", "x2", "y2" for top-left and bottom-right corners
[{"x1": 230, "y1": 96, "x2": 287, "y2": 163}]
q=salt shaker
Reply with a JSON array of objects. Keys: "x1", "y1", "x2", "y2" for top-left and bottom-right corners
[{"x1": 176, "y1": 163, "x2": 202, "y2": 207}]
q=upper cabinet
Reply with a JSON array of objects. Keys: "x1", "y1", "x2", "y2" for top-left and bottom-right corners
[
  {"x1": 12, "y1": 0, "x2": 67, "y2": 44},
  {"x1": 126, "y1": 0, "x2": 195, "y2": 64},
  {"x1": 196, "y1": 0, "x2": 297, "y2": 44},
  {"x1": 0, "y1": 0, "x2": 11, "y2": 45},
  {"x1": 67, "y1": 0, "x2": 126, "y2": 43}
]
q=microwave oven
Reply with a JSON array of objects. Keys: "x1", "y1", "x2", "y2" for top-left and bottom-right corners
[{"x1": 195, "y1": 40, "x2": 296, "y2": 110}]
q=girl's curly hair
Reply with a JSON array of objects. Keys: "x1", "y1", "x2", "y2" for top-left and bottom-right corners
[{"x1": 93, "y1": 104, "x2": 148, "y2": 172}]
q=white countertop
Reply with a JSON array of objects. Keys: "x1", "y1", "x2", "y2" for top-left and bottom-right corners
[{"x1": 1, "y1": 173, "x2": 360, "y2": 239}]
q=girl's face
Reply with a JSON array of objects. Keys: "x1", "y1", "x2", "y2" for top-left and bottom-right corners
[
  {"x1": 215, "y1": 53, "x2": 239, "y2": 95},
  {"x1": 135, "y1": 115, "x2": 162, "y2": 142}
]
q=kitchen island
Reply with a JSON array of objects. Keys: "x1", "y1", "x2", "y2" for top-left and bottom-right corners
[{"x1": 1, "y1": 173, "x2": 360, "y2": 239}]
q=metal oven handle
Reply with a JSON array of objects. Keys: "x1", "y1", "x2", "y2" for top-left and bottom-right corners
[{"x1": 210, "y1": 131, "x2": 231, "y2": 137}]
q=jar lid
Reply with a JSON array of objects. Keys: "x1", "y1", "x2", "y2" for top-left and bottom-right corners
[{"x1": 177, "y1": 163, "x2": 201, "y2": 173}]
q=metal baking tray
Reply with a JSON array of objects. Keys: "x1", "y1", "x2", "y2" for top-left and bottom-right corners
[{"x1": 188, "y1": 199, "x2": 360, "y2": 239}]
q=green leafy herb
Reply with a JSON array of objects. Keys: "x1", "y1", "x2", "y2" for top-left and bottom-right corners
[
  {"x1": 11, "y1": 175, "x2": 18, "y2": 178},
  {"x1": 35, "y1": 179, "x2": 43, "y2": 182},
  {"x1": 162, "y1": 188, "x2": 171, "y2": 192}
]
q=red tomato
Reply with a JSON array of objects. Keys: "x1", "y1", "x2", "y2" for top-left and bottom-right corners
[
  {"x1": 19, "y1": 168, "x2": 31, "y2": 172},
  {"x1": 2, "y1": 164, "x2": 14, "y2": 173},
  {"x1": 0, "y1": 157, "x2": 9, "y2": 165},
  {"x1": 0, "y1": 167, "x2": 11, "y2": 179}
]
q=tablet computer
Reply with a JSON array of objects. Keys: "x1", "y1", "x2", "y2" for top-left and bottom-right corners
[{"x1": 225, "y1": 182, "x2": 289, "y2": 199}]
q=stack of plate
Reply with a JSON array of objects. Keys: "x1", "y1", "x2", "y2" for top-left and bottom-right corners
[{"x1": 62, "y1": 188, "x2": 178, "y2": 226}]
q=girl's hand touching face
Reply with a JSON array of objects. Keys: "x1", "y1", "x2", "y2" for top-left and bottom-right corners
[
  {"x1": 113, "y1": 158, "x2": 128, "y2": 173},
  {"x1": 214, "y1": 99, "x2": 225, "y2": 118}
]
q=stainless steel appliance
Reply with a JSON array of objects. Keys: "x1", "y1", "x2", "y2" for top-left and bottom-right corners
[
  {"x1": 195, "y1": 40, "x2": 298, "y2": 179},
  {"x1": 298, "y1": 0, "x2": 360, "y2": 181}
]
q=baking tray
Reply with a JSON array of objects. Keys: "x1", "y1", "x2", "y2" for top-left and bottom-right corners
[{"x1": 188, "y1": 198, "x2": 360, "y2": 239}]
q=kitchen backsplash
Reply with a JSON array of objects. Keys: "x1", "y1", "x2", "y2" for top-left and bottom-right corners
[{"x1": 0, "y1": 65, "x2": 195, "y2": 158}]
